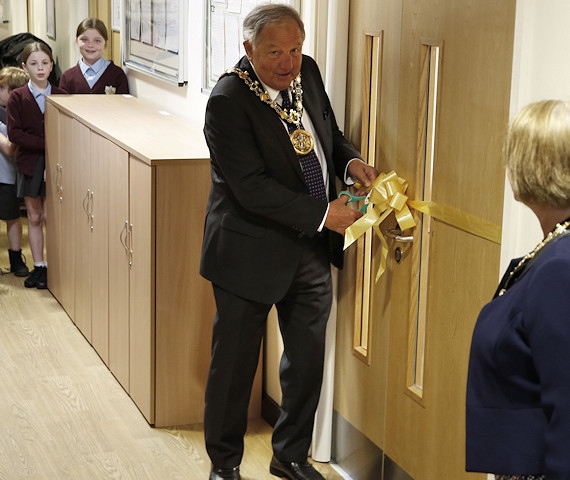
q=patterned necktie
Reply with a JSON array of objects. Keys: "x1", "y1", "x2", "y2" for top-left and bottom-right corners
[{"x1": 280, "y1": 89, "x2": 327, "y2": 200}]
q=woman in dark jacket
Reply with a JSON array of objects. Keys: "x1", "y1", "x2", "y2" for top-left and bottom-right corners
[{"x1": 466, "y1": 99, "x2": 570, "y2": 480}]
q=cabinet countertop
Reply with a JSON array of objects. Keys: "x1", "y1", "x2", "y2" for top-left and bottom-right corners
[{"x1": 46, "y1": 94, "x2": 210, "y2": 165}]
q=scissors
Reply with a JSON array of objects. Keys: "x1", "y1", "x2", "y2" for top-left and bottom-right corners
[{"x1": 338, "y1": 190, "x2": 369, "y2": 213}]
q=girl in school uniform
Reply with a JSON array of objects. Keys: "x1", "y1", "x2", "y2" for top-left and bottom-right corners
[
  {"x1": 59, "y1": 17, "x2": 129, "y2": 94},
  {"x1": 7, "y1": 42, "x2": 66, "y2": 289}
]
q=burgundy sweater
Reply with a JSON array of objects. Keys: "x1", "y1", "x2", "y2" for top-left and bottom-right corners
[
  {"x1": 59, "y1": 61, "x2": 129, "y2": 94},
  {"x1": 7, "y1": 84, "x2": 66, "y2": 176}
]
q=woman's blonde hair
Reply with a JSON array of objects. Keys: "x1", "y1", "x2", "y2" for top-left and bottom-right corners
[{"x1": 505, "y1": 99, "x2": 570, "y2": 207}]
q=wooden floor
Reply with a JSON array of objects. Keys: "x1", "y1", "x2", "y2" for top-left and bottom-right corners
[{"x1": 0, "y1": 219, "x2": 345, "y2": 480}]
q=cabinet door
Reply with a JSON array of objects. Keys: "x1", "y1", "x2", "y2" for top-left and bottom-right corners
[
  {"x1": 45, "y1": 105, "x2": 75, "y2": 316},
  {"x1": 72, "y1": 121, "x2": 93, "y2": 340},
  {"x1": 108, "y1": 141, "x2": 130, "y2": 389},
  {"x1": 45, "y1": 103, "x2": 62, "y2": 300},
  {"x1": 128, "y1": 156, "x2": 154, "y2": 423},
  {"x1": 89, "y1": 132, "x2": 110, "y2": 364}
]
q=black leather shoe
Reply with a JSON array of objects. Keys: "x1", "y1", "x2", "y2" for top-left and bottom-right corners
[
  {"x1": 209, "y1": 466, "x2": 241, "y2": 480},
  {"x1": 24, "y1": 266, "x2": 47, "y2": 289},
  {"x1": 269, "y1": 456, "x2": 324, "y2": 480},
  {"x1": 35, "y1": 266, "x2": 48, "y2": 289}
]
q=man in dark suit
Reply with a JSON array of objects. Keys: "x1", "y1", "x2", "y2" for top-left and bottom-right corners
[{"x1": 201, "y1": 4, "x2": 378, "y2": 480}]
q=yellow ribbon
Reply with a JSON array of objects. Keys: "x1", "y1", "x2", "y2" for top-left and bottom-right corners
[{"x1": 344, "y1": 170, "x2": 502, "y2": 282}]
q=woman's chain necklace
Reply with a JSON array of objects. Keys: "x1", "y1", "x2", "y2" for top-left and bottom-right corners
[
  {"x1": 225, "y1": 67, "x2": 314, "y2": 155},
  {"x1": 498, "y1": 220, "x2": 570, "y2": 296}
]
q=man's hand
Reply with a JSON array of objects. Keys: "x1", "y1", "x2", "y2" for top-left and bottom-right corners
[
  {"x1": 324, "y1": 196, "x2": 363, "y2": 235},
  {"x1": 348, "y1": 160, "x2": 379, "y2": 193}
]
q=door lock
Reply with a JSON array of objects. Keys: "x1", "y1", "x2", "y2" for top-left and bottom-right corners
[{"x1": 395, "y1": 247, "x2": 403, "y2": 263}]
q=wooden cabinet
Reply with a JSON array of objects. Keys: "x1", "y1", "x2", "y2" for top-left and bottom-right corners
[{"x1": 45, "y1": 95, "x2": 261, "y2": 427}]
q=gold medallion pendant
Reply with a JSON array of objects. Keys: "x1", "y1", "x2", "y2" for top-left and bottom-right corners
[{"x1": 290, "y1": 128, "x2": 314, "y2": 155}]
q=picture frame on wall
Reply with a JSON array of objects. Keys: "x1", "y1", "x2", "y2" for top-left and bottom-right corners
[
  {"x1": 0, "y1": 0, "x2": 6, "y2": 24},
  {"x1": 112, "y1": 0, "x2": 121, "y2": 32},
  {"x1": 46, "y1": 0, "x2": 55, "y2": 39}
]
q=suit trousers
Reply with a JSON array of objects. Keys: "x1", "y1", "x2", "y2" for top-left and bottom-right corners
[{"x1": 204, "y1": 234, "x2": 333, "y2": 468}]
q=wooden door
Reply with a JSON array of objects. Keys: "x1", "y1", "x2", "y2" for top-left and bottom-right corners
[
  {"x1": 107, "y1": 136, "x2": 130, "y2": 390},
  {"x1": 45, "y1": 103, "x2": 62, "y2": 302},
  {"x1": 128, "y1": 156, "x2": 153, "y2": 424},
  {"x1": 72, "y1": 120, "x2": 93, "y2": 341},
  {"x1": 89, "y1": 131, "x2": 111, "y2": 365},
  {"x1": 45, "y1": 105, "x2": 75, "y2": 317},
  {"x1": 337, "y1": 1, "x2": 516, "y2": 479}
]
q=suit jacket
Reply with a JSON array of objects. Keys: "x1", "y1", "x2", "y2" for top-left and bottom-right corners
[
  {"x1": 59, "y1": 61, "x2": 130, "y2": 94},
  {"x1": 7, "y1": 84, "x2": 67, "y2": 176},
  {"x1": 200, "y1": 55, "x2": 361, "y2": 304},
  {"x1": 466, "y1": 234, "x2": 570, "y2": 479}
]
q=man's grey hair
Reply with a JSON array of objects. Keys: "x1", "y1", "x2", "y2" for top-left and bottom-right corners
[{"x1": 243, "y1": 3, "x2": 305, "y2": 48}]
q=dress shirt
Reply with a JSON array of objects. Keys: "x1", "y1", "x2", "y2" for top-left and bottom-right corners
[
  {"x1": 256, "y1": 74, "x2": 362, "y2": 231},
  {"x1": 27, "y1": 80, "x2": 51, "y2": 114},
  {"x1": 79, "y1": 57, "x2": 111, "y2": 89}
]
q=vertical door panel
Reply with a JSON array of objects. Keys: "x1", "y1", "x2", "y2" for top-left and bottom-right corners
[
  {"x1": 339, "y1": 1, "x2": 516, "y2": 478},
  {"x1": 89, "y1": 132, "x2": 110, "y2": 364},
  {"x1": 128, "y1": 156, "x2": 154, "y2": 423},
  {"x1": 72, "y1": 120, "x2": 92, "y2": 341},
  {"x1": 108, "y1": 139, "x2": 130, "y2": 390}
]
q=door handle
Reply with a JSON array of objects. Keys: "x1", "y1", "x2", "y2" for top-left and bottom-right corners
[{"x1": 385, "y1": 228, "x2": 414, "y2": 243}]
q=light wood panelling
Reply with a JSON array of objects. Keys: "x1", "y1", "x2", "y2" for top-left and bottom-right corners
[
  {"x1": 383, "y1": 1, "x2": 515, "y2": 479},
  {"x1": 335, "y1": 0, "x2": 403, "y2": 450},
  {"x1": 339, "y1": 1, "x2": 515, "y2": 479}
]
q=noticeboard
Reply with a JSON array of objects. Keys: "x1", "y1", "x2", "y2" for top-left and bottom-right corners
[{"x1": 124, "y1": 0, "x2": 188, "y2": 86}]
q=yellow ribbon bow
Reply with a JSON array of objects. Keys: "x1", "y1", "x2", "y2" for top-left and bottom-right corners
[
  {"x1": 343, "y1": 170, "x2": 501, "y2": 282},
  {"x1": 344, "y1": 171, "x2": 415, "y2": 282}
]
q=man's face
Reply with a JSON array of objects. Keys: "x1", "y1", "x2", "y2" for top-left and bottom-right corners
[{"x1": 244, "y1": 18, "x2": 303, "y2": 92}]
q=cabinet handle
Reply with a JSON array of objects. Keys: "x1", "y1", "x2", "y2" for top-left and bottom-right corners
[
  {"x1": 127, "y1": 223, "x2": 133, "y2": 268},
  {"x1": 89, "y1": 191, "x2": 94, "y2": 231},
  {"x1": 52, "y1": 164, "x2": 61, "y2": 192},
  {"x1": 52, "y1": 163, "x2": 58, "y2": 185},
  {"x1": 54, "y1": 164, "x2": 63, "y2": 200},
  {"x1": 82, "y1": 189, "x2": 90, "y2": 219},
  {"x1": 119, "y1": 221, "x2": 128, "y2": 251}
]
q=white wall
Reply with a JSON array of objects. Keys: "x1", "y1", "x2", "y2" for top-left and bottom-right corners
[
  {"x1": 500, "y1": 0, "x2": 570, "y2": 273},
  {"x1": 24, "y1": 0, "x2": 88, "y2": 80},
  {"x1": 0, "y1": 0, "x2": 29, "y2": 37}
]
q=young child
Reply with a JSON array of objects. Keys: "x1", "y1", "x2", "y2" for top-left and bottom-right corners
[
  {"x1": 59, "y1": 17, "x2": 129, "y2": 94},
  {"x1": 0, "y1": 66, "x2": 29, "y2": 277},
  {"x1": 7, "y1": 42, "x2": 66, "y2": 289}
]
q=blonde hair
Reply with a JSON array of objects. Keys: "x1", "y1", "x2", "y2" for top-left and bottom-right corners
[
  {"x1": 0, "y1": 66, "x2": 29, "y2": 91},
  {"x1": 505, "y1": 99, "x2": 570, "y2": 208}
]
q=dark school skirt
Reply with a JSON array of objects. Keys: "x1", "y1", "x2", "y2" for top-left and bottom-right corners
[{"x1": 16, "y1": 155, "x2": 46, "y2": 199}]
